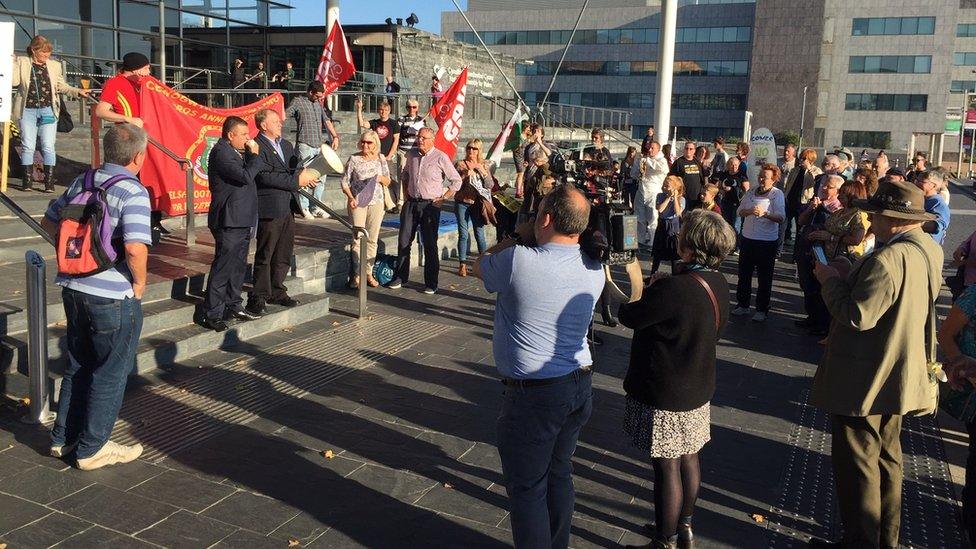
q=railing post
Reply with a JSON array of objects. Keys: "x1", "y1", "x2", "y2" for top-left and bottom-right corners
[
  {"x1": 90, "y1": 104, "x2": 100, "y2": 168},
  {"x1": 358, "y1": 229, "x2": 367, "y2": 318},
  {"x1": 185, "y1": 163, "x2": 195, "y2": 246},
  {"x1": 24, "y1": 251, "x2": 53, "y2": 424}
]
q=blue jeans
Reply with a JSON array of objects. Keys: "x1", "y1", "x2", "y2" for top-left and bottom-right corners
[
  {"x1": 296, "y1": 143, "x2": 327, "y2": 213},
  {"x1": 19, "y1": 106, "x2": 57, "y2": 166},
  {"x1": 497, "y1": 370, "x2": 593, "y2": 549},
  {"x1": 51, "y1": 289, "x2": 144, "y2": 459},
  {"x1": 455, "y1": 202, "x2": 487, "y2": 262}
]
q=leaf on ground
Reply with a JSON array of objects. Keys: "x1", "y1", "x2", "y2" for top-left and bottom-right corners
[
  {"x1": 321, "y1": 449, "x2": 335, "y2": 459},
  {"x1": 287, "y1": 539, "x2": 301, "y2": 547},
  {"x1": 449, "y1": 285, "x2": 458, "y2": 290},
  {"x1": 234, "y1": 359, "x2": 248, "y2": 366},
  {"x1": 234, "y1": 383, "x2": 247, "y2": 390},
  {"x1": 1, "y1": 542, "x2": 8, "y2": 549},
  {"x1": 443, "y1": 482, "x2": 453, "y2": 489},
  {"x1": 750, "y1": 513, "x2": 765, "y2": 523},
  {"x1": 179, "y1": 388, "x2": 187, "y2": 394},
  {"x1": 282, "y1": 328, "x2": 293, "y2": 333},
  {"x1": 331, "y1": 321, "x2": 341, "y2": 326},
  {"x1": 17, "y1": 397, "x2": 29, "y2": 407}
]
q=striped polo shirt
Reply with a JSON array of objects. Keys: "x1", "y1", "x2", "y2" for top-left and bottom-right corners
[{"x1": 44, "y1": 164, "x2": 153, "y2": 299}]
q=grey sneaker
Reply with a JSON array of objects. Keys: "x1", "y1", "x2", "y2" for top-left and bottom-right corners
[
  {"x1": 731, "y1": 306, "x2": 751, "y2": 316},
  {"x1": 77, "y1": 441, "x2": 144, "y2": 471},
  {"x1": 50, "y1": 441, "x2": 77, "y2": 458}
]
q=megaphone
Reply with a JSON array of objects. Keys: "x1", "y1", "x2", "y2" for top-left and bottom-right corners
[{"x1": 302, "y1": 143, "x2": 345, "y2": 180}]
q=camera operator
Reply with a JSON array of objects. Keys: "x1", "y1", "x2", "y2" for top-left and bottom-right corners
[
  {"x1": 584, "y1": 129, "x2": 613, "y2": 162},
  {"x1": 473, "y1": 184, "x2": 605, "y2": 549}
]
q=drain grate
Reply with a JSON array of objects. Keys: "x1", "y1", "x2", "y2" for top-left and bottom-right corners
[
  {"x1": 766, "y1": 390, "x2": 965, "y2": 548},
  {"x1": 110, "y1": 315, "x2": 452, "y2": 462}
]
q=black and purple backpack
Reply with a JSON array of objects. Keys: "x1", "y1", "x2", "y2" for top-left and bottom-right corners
[{"x1": 56, "y1": 169, "x2": 134, "y2": 278}]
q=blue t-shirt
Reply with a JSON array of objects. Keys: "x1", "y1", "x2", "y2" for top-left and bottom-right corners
[
  {"x1": 956, "y1": 285, "x2": 976, "y2": 360},
  {"x1": 924, "y1": 194, "x2": 950, "y2": 245},
  {"x1": 480, "y1": 242, "x2": 605, "y2": 379},
  {"x1": 44, "y1": 164, "x2": 152, "y2": 300}
]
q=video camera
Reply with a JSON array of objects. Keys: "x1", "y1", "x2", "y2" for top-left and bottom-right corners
[{"x1": 548, "y1": 147, "x2": 638, "y2": 266}]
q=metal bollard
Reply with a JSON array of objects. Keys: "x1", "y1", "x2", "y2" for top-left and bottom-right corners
[
  {"x1": 24, "y1": 251, "x2": 54, "y2": 424},
  {"x1": 358, "y1": 229, "x2": 368, "y2": 318}
]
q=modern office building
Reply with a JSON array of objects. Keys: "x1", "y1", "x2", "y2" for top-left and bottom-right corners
[{"x1": 444, "y1": 0, "x2": 976, "y2": 158}]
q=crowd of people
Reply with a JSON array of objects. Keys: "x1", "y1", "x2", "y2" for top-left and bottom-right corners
[{"x1": 20, "y1": 38, "x2": 976, "y2": 549}]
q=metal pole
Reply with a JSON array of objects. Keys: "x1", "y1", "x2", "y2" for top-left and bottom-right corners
[
  {"x1": 969, "y1": 128, "x2": 974, "y2": 177},
  {"x1": 450, "y1": 0, "x2": 529, "y2": 112},
  {"x1": 959, "y1": 91, "x2": 969, "y2": 179},
  {"x1": 25, "y1": 251, "x2": 53, "y2": 424},
  {"x1": 540, "y1": 0, "x2": 590, "y2": 108},
  {"x1": 654, "y1": 0, "x2": 677, "y2": 147},
  {"x1": 159, "y1": 1, "x2": 167, "y2": 85},
  {"x1": 185, "y1": 164, "x2": 195, "y2": 246},
  {"x1": 326, "y1": 0, "x2": 339, "y2": 36},
  {"x1": 358, "y1": 231, "x2": 367, "y2": 318},
  {"x1": 798, "y1": 85, "x2": 807, "y2": 150}
]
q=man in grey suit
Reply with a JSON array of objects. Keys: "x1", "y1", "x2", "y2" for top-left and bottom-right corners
[{"x1": 200, "y1": 116, "x2": 264, "y2": 331}]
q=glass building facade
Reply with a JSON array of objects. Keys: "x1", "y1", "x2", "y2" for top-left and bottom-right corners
[{"x1": 0, "y1": 0, "x2": 293, "y2": 88}]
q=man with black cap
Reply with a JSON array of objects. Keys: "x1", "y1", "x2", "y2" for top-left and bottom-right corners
[
  {"x1": 95, "y1": 52, "x2": 151, "y2": 128},
  {"x1": 808, "y1": 178, "x2": 942, "y2": 549}
]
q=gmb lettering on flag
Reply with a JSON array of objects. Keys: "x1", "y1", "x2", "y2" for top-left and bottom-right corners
[
  {"x1": 428, "y1": 67, "x2": 468, "y2": 160},
  {"x1": 138, "y1": 77, "x2": 284, "y2": 216}
]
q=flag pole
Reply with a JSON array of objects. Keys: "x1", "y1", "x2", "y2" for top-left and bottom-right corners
[{"x1": 449, "y1": 0, "x2": 528, "y2": 113}]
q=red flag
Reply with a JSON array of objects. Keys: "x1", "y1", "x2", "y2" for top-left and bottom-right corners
[
  {"x1": 428, "y1": 67, "x2": 468, "y2": 159},
  {"x1": 139, "y1": 77, "x2": 285, "y2": 215},
  {"x1": 317, "y1": 21, "x2": 356, "y2": 95}
]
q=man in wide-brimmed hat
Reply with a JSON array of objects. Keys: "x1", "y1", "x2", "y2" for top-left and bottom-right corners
[{"x1": 808, "y1": 179, "x2": 942, "y2": 548}]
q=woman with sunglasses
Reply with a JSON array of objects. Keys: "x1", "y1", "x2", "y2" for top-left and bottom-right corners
[
  {"x1": 455, "y1": 138, "x2": 497, "y2": 277},
  {"x1": 341, "y1": 130, "x2": 391, "y2": 288}
]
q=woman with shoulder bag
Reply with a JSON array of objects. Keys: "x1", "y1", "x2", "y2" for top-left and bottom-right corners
[
  {"x1": 620, "y1": 210, "x2": 736, "y2": 549},
  {"x1": 11, "y1": 35, "x2": 91, "y2": 192},
  {"x1": 341, "y1": 130, "x2": 390, "y2": 289},
  {"x1": 455, "y1": 138, "x2": 497, "y2": 277}
]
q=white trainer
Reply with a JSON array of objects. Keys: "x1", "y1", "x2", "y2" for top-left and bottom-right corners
[
  {"x1": 300, "y1": 209, "x2": 314, "y2": 220},
  {"x1": 313, "y1": 210, "x2": 330, "y2": 219},
  {"x1": 731, "y1": 306, "x2": 751, "y2": 316},
  {"x1": 50, "y1": 441, "x2": 77, "y2": 458},
  {"x1": 77, "y1": 441, "x2": 144, "y2": 471}
]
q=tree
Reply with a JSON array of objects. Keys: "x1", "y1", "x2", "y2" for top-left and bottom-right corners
[{"x1": 774, "y1": 130, "x2": 800, "y2": 146}]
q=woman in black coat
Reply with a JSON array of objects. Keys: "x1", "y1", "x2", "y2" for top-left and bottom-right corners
[{"x1": 619, "y1": 209, "x2": 737, "y2": 549}]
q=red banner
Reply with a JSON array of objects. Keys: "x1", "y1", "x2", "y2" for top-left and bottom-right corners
[
  {"x1": 428, "y1": 67, "x2": 468, "y2": 160},
  {"x1": 139, "y1": 77, "x2": 284, "y2": 215},
  {"x1": 317, "y1": 20, "x2": 356, "y2": 95}
]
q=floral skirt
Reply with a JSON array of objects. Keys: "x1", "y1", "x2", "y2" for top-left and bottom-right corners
[{"x1": 623, "y1": 397, "x2": 711, "y2": 458}]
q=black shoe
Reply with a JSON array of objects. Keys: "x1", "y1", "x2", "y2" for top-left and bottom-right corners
[
  {"x1": 224, "y1": 308, "x2": 261, "y2": 321},
  {"x1": 268, "y1": 296, "x2": 299, "y2": 307},
  {"x1": 388, "y1": 206, "x2": 401, "y2": 214},
  {"x1": 245, "y1": 299, "x2": 266, "y2": 316},
  {"x1": 794, "y1": 317, "x2": 816, "y2": 328},
  {"x1": 200, "y1": 316, "x2": 228, "y2": 332}
]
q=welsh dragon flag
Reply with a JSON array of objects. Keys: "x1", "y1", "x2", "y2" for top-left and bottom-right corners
[{"x1": 486, "y1": 106, "x2": 526, "y2": 168}]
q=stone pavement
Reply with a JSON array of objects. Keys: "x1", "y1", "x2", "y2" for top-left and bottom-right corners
[{"x1": 0, "y1": 225, "x2": 970, "y2": 548}]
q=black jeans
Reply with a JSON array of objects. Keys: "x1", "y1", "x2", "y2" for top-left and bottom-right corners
[
  {"x1": 203, "y1": 226, "x2": 251, "y2": 319},
  {"x1": 395, "y1": 198, "x2": 441, "y2": 289},
  {"x1": 736, "y1": 236, "x2": 778, "y2": 313},
  {"x1": 796, "y1": 251, "x2": 829, "y2": 328},
  {"x1": 250, "y1": 215, "x2": 294, "y2": 303}
]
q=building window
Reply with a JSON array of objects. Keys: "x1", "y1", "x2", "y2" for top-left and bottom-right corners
[
  {"x1": 849, "y1": 55, "x2": 930, "y2": 74},
  {"x1": 955, "y1": 52, "x2": 976, "y2": 66},
  {"x1": 851, "y1": 17, "x2": 935, "y2": 36},
  {"x1": 845, "y1": 94, "x2": 927, "y2": 112},
  {"x1": 952, "y1": 80, "x2": 976, "y2": 93},
  {"x1": 455, "y1": 25, "x2": 748, "y2": 46},
  {"x1": 672, "y1": 94, "x2": 746, "y2": 110},
  {"x1": 959, "y1": 23, "x2": 976, "y2": 37},
  {"x1": 516, "y1": 59, "x2": 748, "y2": 77},
  {"x1": 842, "y1": 131, "x2": 891, "y2": 149},
  {"x1": 522, "y1": 91, "x2": 654, "y2": 109}
]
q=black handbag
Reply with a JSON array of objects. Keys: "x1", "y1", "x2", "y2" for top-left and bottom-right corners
[
  {"x1": 947, "y1": 265, "x2": 968, "y2": 301},
  {"x1": 57, "y1": 97, "x2": 73, "y2": 133}
]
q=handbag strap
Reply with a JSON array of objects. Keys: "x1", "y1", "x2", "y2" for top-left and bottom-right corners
[{"x1": 688, "y1": 272, "x2": 721, "y2": 333}]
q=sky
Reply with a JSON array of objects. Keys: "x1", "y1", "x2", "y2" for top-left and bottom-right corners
[{"x1": 285, "y1": 1, "x2": 466, "y2": 34}]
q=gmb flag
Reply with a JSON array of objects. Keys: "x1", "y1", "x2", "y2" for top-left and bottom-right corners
[
  {"x1": 139, "y1": 77, "x2": 284, "y2": 215},
  {"x1": 428, "y1": 67, "x2": 468, "y2": 160}
]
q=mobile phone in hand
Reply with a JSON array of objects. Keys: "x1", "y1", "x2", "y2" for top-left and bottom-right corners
[{"x1": 812, "y1": 245, "x2": 828, "y2": 265}]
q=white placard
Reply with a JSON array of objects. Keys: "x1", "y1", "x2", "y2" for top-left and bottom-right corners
[
  {"x1": 0, "y1": 23, "x2": 14, "y2": 123},
  {"x1": 747, "y1": 127, "x2": 777, "y2": 186}
]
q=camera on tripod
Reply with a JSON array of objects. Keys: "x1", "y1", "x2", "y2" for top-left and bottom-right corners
[{"x1": 548, "y1": 147, "x2": 638, "y2": 265}]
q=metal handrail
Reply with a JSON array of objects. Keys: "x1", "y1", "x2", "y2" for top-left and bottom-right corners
[
  {"x1": 88, "y1": 101, "x2": 197, "y2": 246},
  {"x1": 0, "y1": 193, "x2": 56, "y2": 247}
]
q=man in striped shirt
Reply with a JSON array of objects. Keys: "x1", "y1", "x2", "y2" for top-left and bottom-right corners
[{"x1": 41, "y1": 123, "x2": 153, "y2": 471}]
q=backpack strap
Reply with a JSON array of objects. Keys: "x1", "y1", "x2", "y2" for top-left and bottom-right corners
[{"x1": 78, "y1": 169, "x2": 135, "y2": 194}]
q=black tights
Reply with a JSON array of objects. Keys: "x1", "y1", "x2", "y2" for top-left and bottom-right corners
[{"x1": 652, "y1": 453, "x2": 701, "y2": 539}]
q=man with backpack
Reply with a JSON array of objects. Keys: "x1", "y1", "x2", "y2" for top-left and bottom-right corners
[{"x1": 40, "y1": 123, "x2": 152, "y2": 471}]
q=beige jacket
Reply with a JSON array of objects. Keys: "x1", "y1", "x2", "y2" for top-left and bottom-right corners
[
  {"x1": 783, "y1": 164, "x2": 822, "y2": 206},
  {"x1": 11, "y1": 56, "x2": 83, "y2": 122},
  {"x1": 811, "y1": 228, "x2": 943, "y2": 416}
]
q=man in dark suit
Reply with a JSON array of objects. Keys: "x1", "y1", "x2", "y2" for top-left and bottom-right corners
[
  {"x1": 246, "y1": 108, "x2": 317, "y2": 315},
  {"x1": 200, "y1": 116, "x2": 264, "y2": 331}
]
